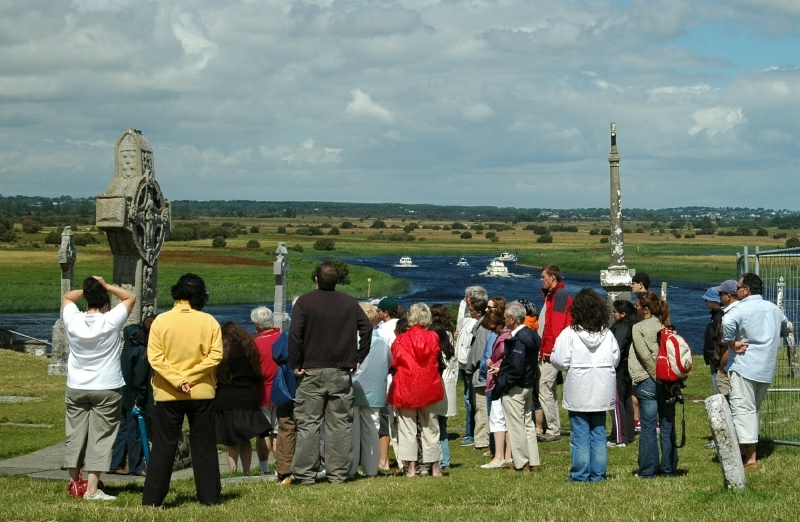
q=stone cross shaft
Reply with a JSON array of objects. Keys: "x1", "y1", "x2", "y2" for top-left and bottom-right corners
[
  {"x1": 273, "y1": 242, "x2": 290, "y2": 331},
  {"x1": 600, "y1": 122, "x2": 633, "y2": 316},
  {"x1": 96, "y1": 129, "x2": 171, "y2": 327},
  {"x1": 48, "y1": 226, "x2": 76, "y2": 375}
]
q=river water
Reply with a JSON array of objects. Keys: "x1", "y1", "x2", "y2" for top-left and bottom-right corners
[{"x1": 0, "y1": 255, "x2": 718, "y2": 354}]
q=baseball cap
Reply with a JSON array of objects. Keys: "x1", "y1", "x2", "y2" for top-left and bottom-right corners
[
  {"x1": 712, "y1": 280, "x2": 738, "y2": 295},
  {"x1": 631, "y1": 272, "x2": 651, "y2": 289},
  {"x1": 377, "y1": 297, "x2": 398, "y2": 312}
]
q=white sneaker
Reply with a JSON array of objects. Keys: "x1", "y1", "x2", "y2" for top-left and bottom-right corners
[{"x1": 84, "y1": 490, "x2": 116, "y2": 501}]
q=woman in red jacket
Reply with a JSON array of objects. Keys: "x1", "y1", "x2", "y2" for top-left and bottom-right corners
[{"x1": 388, "y1": 302, "x2": 445, "y2": 477}]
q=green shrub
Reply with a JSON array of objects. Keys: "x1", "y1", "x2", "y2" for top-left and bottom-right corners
[
  {"x1": 313, "y1": 238, "x2": 336, "y2": 251},
  {"x1": 756, "y1": 228, "x2": 769, "y2": 237},
  {"x1": 537, "y1": 233, "x2": 553, "y2": 243},
  {"x1": 288, "y1": 244, "x2": 304, "y2": 252},
  {"x1": 22, "y1": 220, "x2": 43, "y2": 234},
  {"x1": 44, "y1": 230, "x2": 61, "y2": 245},
  {"x1": 599, "y1": 237, "x2": 609, "y2": 243},
  {"x1": 328, "y1": 226, "x2": 340, "y2": 235},
  {"x1": 250, "y1": 226, "x2": 259, "y2": 233},
  {"x1": 277, "y1": 226, "x2": 287, "y2": 234},
  {"x1": 341, "y1": 221, "x2": 355, "y2": 229},
  {"x1": 212, "y1": 236, "x2": 226, "y2": 248},
  {"x1": 246, "y1": 239, "x2": 261, "y2": 249},
  {"x1": 787, "y1": 237, "x2": 800, "y2": 248},
  {"x1": 460, "y1": 231, "x2": 472, "y2": 239},
  {"x1": 370, "y1": 219, "x2": 386, "y2": 229}
]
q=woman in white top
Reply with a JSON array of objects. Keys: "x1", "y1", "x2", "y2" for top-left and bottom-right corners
[
  {"x1": 551, "y1": 288, "x2": 619, "y2": 483},
  {"x1": 62, "y1": 276, "x2": 135, "y2": 501}
]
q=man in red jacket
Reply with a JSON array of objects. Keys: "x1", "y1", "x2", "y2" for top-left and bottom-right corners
[{"x1": 538, "y1": 265, "x2": 573, "y2": 442}]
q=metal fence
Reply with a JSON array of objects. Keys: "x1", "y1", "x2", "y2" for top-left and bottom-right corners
[{"x1": 737, "y1": 246, "x2": 800, "y2": 446}]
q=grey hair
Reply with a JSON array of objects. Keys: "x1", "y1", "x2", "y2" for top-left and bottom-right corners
[
  {"x1": 250, "y1": 306, "x2": 274, "y2": 330},
  {"x1": 465, "y1": 285, "x2": 487, "y2": 301},
  {"x1": 505, "y1": 301, "x2": 526, "y2": 323},
  {"x1": 407, "y1": 302, "x2": 432, "y2": 328}
]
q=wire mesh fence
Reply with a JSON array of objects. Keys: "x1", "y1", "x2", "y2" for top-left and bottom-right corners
[{"x1": 737, "y1": 246, "x2": 800, "y2": 445}]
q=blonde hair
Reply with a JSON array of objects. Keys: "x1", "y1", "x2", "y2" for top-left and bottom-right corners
[
  {"x1": 359, "y1": 302, "x2": 379, "y2": 325},
  {"x1": 406, "y1": 302, "x2": 432, "y2": 328}
]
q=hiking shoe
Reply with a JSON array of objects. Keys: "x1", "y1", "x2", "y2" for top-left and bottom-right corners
[
  {"x1": 607, "y1": 441, "x2": 626, "y2": 448},
  {"x1": 460, "y1": 438, "x2": 475, "y2": 447},
  {"x1": 538, "y1": 433, "x2": 561, "y2": 443},
  {"x1": 704, "y1": 440, "x2": 716, "y2": 450},
  {"x1": 84, "y1": 490, "x2": 116, "y2": 501},
  {"x1": 634, "y1": 420, "x2": 641, "y2": 432}
]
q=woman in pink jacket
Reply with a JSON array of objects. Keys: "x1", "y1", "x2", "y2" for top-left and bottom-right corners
[{"x1": 388, "y1": 302, "x2": 444, "y2": 477}]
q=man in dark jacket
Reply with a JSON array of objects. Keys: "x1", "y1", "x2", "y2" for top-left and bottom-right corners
[
  {"x1": 289, "y1": 262, "x2": 372, "y2": 485},
  {"x1": 496, "y1": 301, "x2": 542, "y2": 471},
  {"x1": 109, "y1": 315, "x2": 154, "y2": 476}
]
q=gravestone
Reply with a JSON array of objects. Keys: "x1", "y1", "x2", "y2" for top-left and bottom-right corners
[
  {"x1": 705, "y1": 393, "x2": 746, "y2": 490},
  {"x1": 600, "y1": 123, "x2": 634, "y2": 315},
  {"x1": 96, "y1": 129, "x2": 171, "y2": 327},
  {"x1": 47, "y1": 226, "x2": 76, "y2": 375}
]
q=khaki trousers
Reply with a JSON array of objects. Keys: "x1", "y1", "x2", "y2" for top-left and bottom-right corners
[
  {"x1": 501, "y1": 386, "x2": 540, "y2": 469},
  {"x1": 396, "y1": 405, "x2": 441, "y2": 463},
  {"x1": 538, "y1": 359, "x2": 561, "y2": 436},
  {"x1": 350, "y1": 406, "x2": 381, "y2": 477},
  {"x1": 473, "y1": 386, "x2": 490, "y2": 448},
  {"x1": 63, "y1": 387, "x2": 122, "y2": 472}
]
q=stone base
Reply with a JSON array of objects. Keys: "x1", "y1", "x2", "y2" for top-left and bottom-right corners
[
  {"x1": 47, "y1": 362, "x2": 68, "y2": 376},
  {"x1": 705, "y1": 394, "x2": 746, "y2": 490}
]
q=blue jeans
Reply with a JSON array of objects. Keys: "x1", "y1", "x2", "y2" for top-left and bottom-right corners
[
  {"x1": 461, "y1": 370, "x2": 474, "y2": 439},
  {"x1": 568, "y1": 411, "x2": 607, "y2": 482},
  {"x1": 636, "y1": 378, "x2": 678, "y2": 477},
  {"x1": 438, "y1": 415, "x2": 451, "y2": 467}
]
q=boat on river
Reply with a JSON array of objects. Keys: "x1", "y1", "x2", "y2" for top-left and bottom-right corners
[
  {"x1": 484, "y1": 258, "x2": 509, "y2": 277},
  {"x1": 394, "y1": 256, "x2": 418, "y2": 268},
  {"x1": 497, "y1": 252, "x2": 517, "y2": 264},
  {"x1": 456, "y1": 257, "x2": 469, "y2": 267}
]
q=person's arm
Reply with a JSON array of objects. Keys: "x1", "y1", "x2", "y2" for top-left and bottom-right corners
[
  {"x1": 356, "y1": 304, "x2": 372, "y2": 365},
  {"x1": 147, "y1": 320, "x2": 188, "y2": 392},
  {"x1": 61, "y1": 289, "x2": 83, "y2": 311},
  {"x1": 93, "y1": 276, "x2": 136, "y2": 315},
  {"x1": 183, "y1": 320, "x2": 224, "y2": 386},
  {"x1": 550, "y1": 330, "x2": 571, "y2": 372}
]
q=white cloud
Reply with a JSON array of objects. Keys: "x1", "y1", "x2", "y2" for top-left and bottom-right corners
[
  {"x1": 344, "y1": 89, "x2": 395, "y2": 124},
  {"x1": 462, "y1": 103, "x2": 495, "y2": 122},
  {"x1": 259, "y1": 139, "x2": 342, "y2": 165},
  {"x1": 689, "y1": 107, "x2": 745, "y2": 136}
]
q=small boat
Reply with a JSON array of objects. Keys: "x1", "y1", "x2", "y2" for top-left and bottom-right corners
[
  {"x1": 484, "y1": 258, "x2": 509, "y2": 277},
  {"x1": 394, "y1": 256, "x2": 418, "y2": 268},
  {"x1": 497, "y1": 252, "x2": 518, "y2": 263},
  {"x1": 456, "y1": 257, "x2": 469, "y2": 267}
]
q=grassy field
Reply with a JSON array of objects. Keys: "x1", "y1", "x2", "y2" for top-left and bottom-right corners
[
  {"x1": 0, "y1": 215, "x2": 793, "y2": 312},
  {"x1": 2, "y1": 349, "x2": 800, "y2": 521}
]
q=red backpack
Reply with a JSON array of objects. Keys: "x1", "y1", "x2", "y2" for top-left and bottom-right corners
[{"x1": 656, "y1": 327, "x2": 693, "y2": 382}]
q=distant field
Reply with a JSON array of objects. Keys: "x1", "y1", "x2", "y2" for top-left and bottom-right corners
[{"x1": 0, "y1": 216, "x2": 792, "y2": 312}]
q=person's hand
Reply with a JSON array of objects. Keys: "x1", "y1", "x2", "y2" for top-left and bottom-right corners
[
  {"x1": 733, "y1": 340, "x2": 749, "y2": 354},
  {"x1": 180, "y1": 382, "x2": 190, "y2": 394},
  {"x1": 294, "y1": 369, "x2": 305, "y2": 377},
  {"x1": 92, "y1": 275, "x2": 107, "y2": 287},
  {"x1": 488, "y1": 367, "x2": 499, "y2": 375}
]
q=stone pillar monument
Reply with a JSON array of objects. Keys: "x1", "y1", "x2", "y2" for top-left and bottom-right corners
[
  {"x1": 600, "y1": 123, "x2": 634, "y2": 316},
  {"x1": 96, "y1": 129, "x2": 171, "y2": 327},
  {"x1": 48, "y1": 226, "x2": 76, "y2": 375},
  {"x1": 273, "y1": 242, "x2": 290, "y2": 331}
]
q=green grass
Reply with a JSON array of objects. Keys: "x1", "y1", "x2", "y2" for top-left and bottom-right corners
[{"x1": 2, "y1": 349, "x2": 800, "y2": 520}]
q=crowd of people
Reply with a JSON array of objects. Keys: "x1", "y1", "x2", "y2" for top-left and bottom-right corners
[{"x1": 59, "y1": 262, "x2": 793, "y2": 504}]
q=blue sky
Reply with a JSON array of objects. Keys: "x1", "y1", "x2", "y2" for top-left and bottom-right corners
[{"x1": 1, "y1": 0, "x2": 799, "y2": 210}]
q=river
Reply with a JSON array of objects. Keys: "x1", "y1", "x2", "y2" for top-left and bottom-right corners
[{"x1": 0, "y1": 255, "x2": 718, "y2": 355}]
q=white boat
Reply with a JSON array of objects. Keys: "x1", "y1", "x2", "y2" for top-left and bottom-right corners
[
  {"x1": 456, "y1": 257, "x2": 469, "y2": 267},
  {"x1": 394, "y1": 256, "x2": 418, "y2": 268},
  {"x1": 497, "y1": 252, "x2": 518, "y2": 263},
  {"x1": 484, "y1": 258, "x2": 509, "y2": 276}
]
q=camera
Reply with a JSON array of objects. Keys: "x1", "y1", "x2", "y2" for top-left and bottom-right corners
[{"x1": 664, "y1": 386, "x2": 684, "y2": 405}]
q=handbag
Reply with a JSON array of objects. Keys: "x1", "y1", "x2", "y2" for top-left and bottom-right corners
[{"x1": 67, "y1": 469, "x2": 104, "y2": 499}]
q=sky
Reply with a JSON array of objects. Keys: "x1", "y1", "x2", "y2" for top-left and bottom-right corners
[{"x1": 1, "y1": 0, "x2": 800, "y2": 210}]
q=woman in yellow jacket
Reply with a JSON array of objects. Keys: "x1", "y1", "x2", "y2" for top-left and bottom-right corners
[{"x1": 143, "y1": 273, "x2": 223, "y2": 507}]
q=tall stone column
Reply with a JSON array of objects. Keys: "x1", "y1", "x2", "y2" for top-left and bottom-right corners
[
  {"x1": 272, "y1": 242, "x2": 290, "y2": 331},
  {"x1": 600, "y1": 123, "x2": 634, "y2": 316},
  {"x1": 48, "y1": 226, "x2": 76, "y2": 375},
  {"x1": 96, "y1": 129, "x2": 171, "y2": 327}
]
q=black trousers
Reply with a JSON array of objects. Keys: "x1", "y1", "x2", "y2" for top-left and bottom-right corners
[{"x1": 142, "y1": 400, "x2": 220, "y2": 506}]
